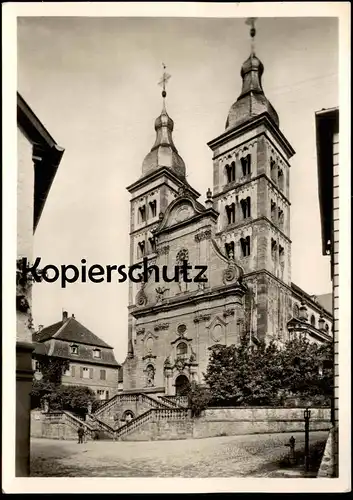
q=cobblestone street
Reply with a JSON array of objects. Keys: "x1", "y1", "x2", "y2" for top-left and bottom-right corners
[{"x1": 30, "y1": 430, "x2": 328, "y2": 477}]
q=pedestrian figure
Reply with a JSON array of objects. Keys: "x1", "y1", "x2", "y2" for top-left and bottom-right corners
[{"x1": 77, "y1": 424, "x2": 85, "y2": 444}]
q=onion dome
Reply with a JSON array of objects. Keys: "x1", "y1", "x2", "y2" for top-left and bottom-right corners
[
  {"x1": 142, "y1": 99, "x2": 186, "y2": 179},
  {"x1": 226, "y1": 20, "x2": 279, "y2": 131}
]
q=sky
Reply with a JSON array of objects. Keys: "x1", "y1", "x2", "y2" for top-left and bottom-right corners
[{"x1": 17, "y1": 16, "x2": 338, "y2": 363}]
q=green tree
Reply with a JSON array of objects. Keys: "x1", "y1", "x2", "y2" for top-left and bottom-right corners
[
  {"x1": 184, "y1": 382, "x2": 211, "y2": 417},
  {"x1": 35, "y1": 355, "x2": 69, "y2": 385},
  {"x1": 46, "y1": 385, "x2": 97, "y2": 418}
]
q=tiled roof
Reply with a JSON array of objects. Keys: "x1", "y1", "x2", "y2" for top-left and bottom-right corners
[
  {"x1": 315, "y1": 293, "x2": 333, "y2": 315},
  {"x1": 33, "y1": 317, "x2": 113, "y2": 349}
]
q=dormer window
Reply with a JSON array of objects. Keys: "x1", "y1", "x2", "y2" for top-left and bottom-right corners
[
  {"x1": 241, "y1": 155, "x2": 251, "y2": 176},
  {"x1": 70, "y1": 344, "x2": 79, "y2": 355},
  {"x1": 138, "y1": 206, "x2": 146, "y2": 223},
  {"x1": 149, "y1": 200, "x2": 157, "y2": 218},
  {"x1": 93, "y1": 349, "x2": 101, "y2": 359}
]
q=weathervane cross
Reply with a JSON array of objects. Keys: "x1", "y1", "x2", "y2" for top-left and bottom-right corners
[
  {"x1": 158, "y1": 63, "x2": 171, "y2": 97},
  {"x1": 245, "y1": 17, "x2": 258, "y2": 54}
]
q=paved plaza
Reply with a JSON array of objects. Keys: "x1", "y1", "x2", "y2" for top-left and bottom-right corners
[{"x1": 30, "y1": 430, "x2": 328, "y2": 477}]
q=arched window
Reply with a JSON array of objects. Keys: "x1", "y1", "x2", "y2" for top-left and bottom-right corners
[
  {"x1": 93, "y1": 349, "x2": 101, "y2": 359},
  {"x1": 149, "y1": 200, "x2": 157, "y2": 218},
  {"x1": 293, "y1": 303, "x2": 299, "y2": 318},
  {"x1": 137, "y1": 241, "x2": 145, "y2": 259},
  {"x1": 310, "y1": 314, "x2": 316, "y2": 327},
  {"x1": 138, "y1": 206, "x2": 146, "y2": 223},
  {"x1": 278, "y1": 169, "x2": 284, "y2": 191},
  {"x1": 240, "y1": 236, "x2": 251, "y2": 257},
  {"x1": 225, "y1": 163, "x2": 235, "y2": 184},
  {"x1": 240, "y1": 197, "x2": 251, "y2": 219},
  {"x1": 225, "y1": 203, "x2": 235, "y2": 224},
  {"x1": 241, "y1": 154, "x2": 251, "y2": 176},
  {"x1": 325, "y1": 324, "x2": 329, "y2": 332},
  {"x1": 225, "y1": 241, "x2": 235, "y2": 258},
  {"x1": 176, "y1": 342, "x2": 188, "y2": 358},
  {"x1": 270, "y1": 158, "x2": 277, "y2": 182}
]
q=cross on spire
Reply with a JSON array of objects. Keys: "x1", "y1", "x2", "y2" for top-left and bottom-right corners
[
  {"x1": 245, "y1": 17, "x2": 258, "y2": 54},
  {"x1": 158, "y1": 63, "x2": 171, "y2": 98}
]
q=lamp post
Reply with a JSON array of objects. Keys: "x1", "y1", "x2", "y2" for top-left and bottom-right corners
[{"x1": 304, "y1": 407, "x2": 311, "y2": 472}]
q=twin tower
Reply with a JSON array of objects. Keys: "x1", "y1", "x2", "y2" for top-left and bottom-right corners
[{"x1": 123, "y1": 46, "x2": 296, "y2": 394}]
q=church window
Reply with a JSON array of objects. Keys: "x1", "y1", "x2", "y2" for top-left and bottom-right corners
[
  {"x1": 271, "y1": 238, "x2": 277, "y2": 260},
  {"x1": 225, "y1": 241, "x2": 235, "y2": 258},
  {"x1": 225, "y1": 203, "x2": 235, "y2": 224},
  {"x1": 138, "y1": 206, "x2": 146, "y2": 223},
  {"x1": 241, "y1": 154, "x2": 251, "y2": 176},
  {"x1": 279, "y1": 245, "x2": 285, "y2": 265},
  {"x1": 240, "y1": 197, "x2": 251, "y2": 218},
  {"x1": 293, "y1": 303, "x2": 299, "y2": 318},
  {"x1": 149, "y1": 200, "x2": 157, "y2": 218},
  {"x1": 278, "y1": 169, "x2": 284, "y2": 191},
  {"x1": 225, "y1": 162, "x2": 236, "y2": 183},
  {"x1": 176, "y1": 342, "x2": 188, "y2": 359},
  {"x1": 325, "y1": 323, "x2": 329, "y2": 332},
  {"x1": 278, "y1": 208, "x2": 284, "y2": 228},
  {"x1": 310, "y1": 315, "x2": 316, "y2": 327},
  {"x1": 148, "y1": 237, "x2": 156, "y2": 254},
  {"x1": 137, "y1": 241, "x2": 146, "y2": 259},
  {"x1": 270, "y1": 159, "x2": 277, "y2": 182},
  {"x1": 271, "y1": 200, "x2": 276, "y2": 222},
  {"x1": 240, "y1": 236, "x2": 251, "y2": 257}
]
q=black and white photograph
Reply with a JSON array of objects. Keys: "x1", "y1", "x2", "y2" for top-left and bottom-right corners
[{"x1": 2, "y1": 1, "x2": 351, "y2": 494}]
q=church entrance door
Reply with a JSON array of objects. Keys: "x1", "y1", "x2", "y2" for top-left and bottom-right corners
[{"x1": 175, "y1": 374, "x2": 190, "y2": 396}]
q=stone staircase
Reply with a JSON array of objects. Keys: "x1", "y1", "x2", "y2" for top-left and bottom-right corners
[{"x1": 88, "y1": 392, "x2": 190, "y2": 441}]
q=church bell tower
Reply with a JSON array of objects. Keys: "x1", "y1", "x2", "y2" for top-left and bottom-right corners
[{"x1": 208, "y1": 19, "x2": 296, "y2": 342}]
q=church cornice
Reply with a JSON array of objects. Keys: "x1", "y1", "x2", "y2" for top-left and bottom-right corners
[
  {"x1": 126, "y1": 166, "x2": 200, "y2": 198},
  {"x1": 213, "y1": 173, "x2": 291, "y2": 205},
  {"x1": 287, "y1": 318, "x2": 332, "y2": 343},
  {"x1": 130, "y1": 282, "x2": 246, "y2": 318},
  {"x1": 216, "y1": 216, "x2": 292, "y2": 244},
  {"x1": 207, "y1": 113, "x2": 295, "y2": 160},
  {"x1": 291, "y1": 282, "x2": 333, "y2": 319}
]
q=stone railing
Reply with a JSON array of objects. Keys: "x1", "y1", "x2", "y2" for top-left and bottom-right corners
[
  {"x1": 62, "y1": 411, "x2": 95, "y2": 439},
  {"x1": 162, "y1": 396, "x2": 189, "y2": 408},
  {"x1": 115, "y1": 409, "x2": 154, "y2": 439},
  {"x1": 158, "y1": 396, "x2": 182, "y2": 408},
  {"x1": 114, "y1": 407, "x2": 190, "y2": 440},
  {"x1": 86, "y1": 415, "x2": 115, "y2": 437},
  {"x1": 154, "y1": 408, "x2": 189, "y2": 421},
  {"x1": 93, "y1": 392, "x2": 170, "y2": 418}
]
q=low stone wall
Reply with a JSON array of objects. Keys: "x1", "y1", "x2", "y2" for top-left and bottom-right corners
[
  {"x1": 31, "y1": 410, "x2": 78, "y2": 440},
  {"x1": 193, "y1": 407, "x2": 330, "y2": 438},
  {"x1": 120, "y1": 407, "x2": 331, "y2": 441}
]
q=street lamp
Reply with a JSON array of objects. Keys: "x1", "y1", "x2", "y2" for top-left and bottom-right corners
[{"x1": 304, "y1": 407, "x2": 311, "y2": 472}]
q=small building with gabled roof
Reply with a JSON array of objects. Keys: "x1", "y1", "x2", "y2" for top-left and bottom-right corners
[{"x1": 33, "y1": 311, "x2": 122, "y2": 400}]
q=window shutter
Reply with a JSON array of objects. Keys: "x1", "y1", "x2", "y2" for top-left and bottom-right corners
[
  {"x1": 89, "y1": 368, "x2": 93, "y2": 379},
  {"x1": 71, "y1": 366, "x2": 75, "y2": 377},
  {"x1": 80, "y1": 367, "x2": 83, "y2": 378}
]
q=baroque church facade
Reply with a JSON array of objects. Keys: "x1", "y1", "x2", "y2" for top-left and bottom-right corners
[{"x1": 122, "y1": 40, "x2": 333, "y2": 396}]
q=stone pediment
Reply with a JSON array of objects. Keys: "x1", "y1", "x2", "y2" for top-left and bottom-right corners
[{"x1": 154, "y1": 195, "x2": 208, "y2": 234}]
